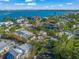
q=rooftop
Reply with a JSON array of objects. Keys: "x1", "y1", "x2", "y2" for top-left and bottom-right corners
[
  {"x1": 0, "y1": 40, "x2": 11, "y2": 51},
  {"x1": 17, "y1": 43, "x2": 32, "y2": 53}
]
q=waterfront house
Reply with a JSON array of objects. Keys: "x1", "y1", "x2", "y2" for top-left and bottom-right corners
[
  {"x1": 17, "y1": 18, "x2": 25, "y2": 24},
  {"x1": 0, "y1": 21, "x2": 13, "y2": 27},
  {"x1": 32, "y1": 16, "x2": 41, "y2": 21},
  {"x1": 17, "y1": 18, "x2": 28, "y2": 24},
  {"x1": 16, "y1": 18, "x2": 33, "y2": 27}
]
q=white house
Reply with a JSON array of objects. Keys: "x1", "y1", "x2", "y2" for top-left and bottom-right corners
[
  {"x1": 38, "y1": 31, "x2": 47, "y2": 37},
  {"x1": 8, "y1": 48, "x2": 23, "y2": 59},
  {"x1": 17, "y1": 43, "x2": 32, "y2": 58},
  {"x1": 16, "y1": 18, "x2": 33, "y2": 27},
  {"x1": 73, "y1": 23, "x2": 79, "y2": 29},
  {"x1": 0, "y1": 21, "x2": 13, "y2": 27},
  {"x1": 50, "y1": 36, "x2": 58, "y2": 41},
  {"x1": 16, "y1": 18, "x2": 28, "y2": 24},
  {"x1": 59, "y1": 30, "x2": 73, "y2": 39}
]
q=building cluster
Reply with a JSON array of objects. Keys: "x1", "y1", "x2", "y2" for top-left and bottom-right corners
[
  {"x1": 0, "y1": 16, "x2": 79, "y2": 59},
  {"x1": 0, "y1": 39, "x2": 32, "y2": 59}
]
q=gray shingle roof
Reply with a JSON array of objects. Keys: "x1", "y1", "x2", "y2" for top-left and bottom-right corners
[
  {"x1": 0, "y1": 40, "x2": 11, "y2": 51},
  {"x1": 18, "y1": 44, "x2": 32, "y2": 53}
]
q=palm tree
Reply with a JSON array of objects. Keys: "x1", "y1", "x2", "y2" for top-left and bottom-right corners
[{"x1": 52, "y1": 34, "x2": 74, "y2": 59}]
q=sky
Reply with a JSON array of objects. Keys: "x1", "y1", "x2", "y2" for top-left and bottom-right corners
[{"x1": 0, "y1": 0, "x2": 79, "y2": 10}]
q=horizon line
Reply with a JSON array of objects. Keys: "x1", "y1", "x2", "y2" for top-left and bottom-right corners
[{"x1": 0, "y1": 9, "x2": 79, "y2": 11}]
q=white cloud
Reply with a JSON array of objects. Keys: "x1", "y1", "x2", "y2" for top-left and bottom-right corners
[
  {"x1": 66, "y1": 3, "x2": 73, "y2": 5},
  {"x1": 27, "y1": 2, "x2": 36, "y2": 6},
  {"x1": 0, "y1": 5, "x2": 78, "y2": 10},
  {"x1": 14, "y1": 3, "x2": 26, "y2": 5},
  {"x1": 0, "y1": 2, "x2": 78, "y2": 10},
  {"x1": 0, "y1": 0, "x2": 9, "y2": 1},
  {"x1": 25, "y1": 0, "x2": 33, "y2": 2}
]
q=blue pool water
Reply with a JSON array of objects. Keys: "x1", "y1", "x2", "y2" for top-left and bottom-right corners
[{"x1": 3, "y1": 52, "x2": 14, "y2": 59}]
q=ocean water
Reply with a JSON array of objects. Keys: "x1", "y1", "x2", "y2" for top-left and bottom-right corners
[{"x1": 0, "y1": 10, "x2": 79, "y2": 21}]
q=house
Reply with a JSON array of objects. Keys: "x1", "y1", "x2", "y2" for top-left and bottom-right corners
[
  {"x1": 74, "y1": 31, "x2": 79, "y2": 37},
  {"x1": 17, "y1": 43, "x2": 32, "y2": 59},
  {"x1": 31, "y1": 31, "x2": 47, "y2": 40},
  {"x1": 38, "y1": 22, "x2": 45, "y2": 27},
  {"x1": 50, "y1": 36, "x2": 58, "y2": 41},
  {"x1": 73, "y1": 23, "x2": 79, "y2": 29},
  {"x1": 16, "y1": 17, "x2": 28, "y2": 24},
  {"x1": 0, "y1": 41, "x2": 9, "y2": 54},
  {"x1": 0, "y1": 40, "x2": 15, "y2": 55},
  {"x1": 43, "y1": 23, "x2": 58, "y2": 30},
  {"x1": 0, "y1": 35, "x2": 2, "y2": 39},
  {"x1": 16, "y1": 18, "x2": 28, "y2": 24},
  {"x1": 32, "y1": 16, "x2": 40, "y2": 21},
  {"x1": 17, "y1": 18, "x2": 25, "y2": 24},
  {"x1": 37, "y1": 36, "x2": 44, "y2": 40},
  {"x1": 25, "y1": 23, "x2": 33, "y2": 27},
  {"x1": 0, "y1": 21, "x2": 13, "y2": 27},
  {"x1": 66, "y1": 18, "x2": 76, "y2": 22},
  {"x1": 59, "y1": 30, "x2": 73, "y2": 39},
  {"x1": 4, "y1": 43, "x2": 32, "y2": 59},
  {"x1": 64, "y1": 30, "x2": 73, "y2": 36},
  {"x1": 4, "y1": 47, "x2": 23, "y2": 59},
  {"x1": 15, "y1": 30, "x2": 33, "y2": 40},
  {"x1": 36, "y1": 52, "x2": 56, "y2": 59},
  {"x1": 48, "y1": 23, "x2": 57, "y2": 29},
  {"x1": 38, "y1": 31, "x2": 47, "y2": 37},
  {"x1": 17, "y1": 43, "x2": 32, "y2": 54},
  {"x1": 16, "y1": 18, "x2": 33, "y2": 27}
]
